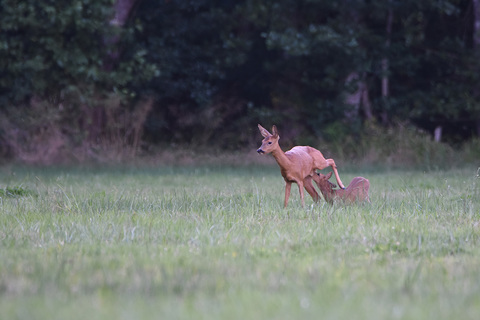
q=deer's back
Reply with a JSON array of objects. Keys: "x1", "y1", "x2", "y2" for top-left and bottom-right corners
[
  {"x1": 344, "y1": 177, "x2": 370, "y2": 202},
  {"x1": 303, "y1": 146, "x2": 328, "y2": 169},
  {"x1": 284, "y1": 146, "x2": 315, "y2": 180}
]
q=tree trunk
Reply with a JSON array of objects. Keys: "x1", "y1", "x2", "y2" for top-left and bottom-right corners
[
  {"x1": 434, "y1": 126, "x2": 442, "y2": 142},
  {"x1": 473, "y1": 0, "x2": 480, "y2": 46},
  {"x1": 84, "y1": 0, "x2": 145, "y2": 153},
  {"x1": 360, "y1": 78, "x2": 373, "y2": 120},
  {"x1": 103, "y1": 0, "x2": 142, "y2": 70},
  {"x1": 345, "y1": 72, "x2": 373, "y2": 121},
  {"x1": 473, "y1": 0, "x2": 480, "y2": 137},
  {"x1": 381, "y1": 4, "x2": 393, "y2": 125},
  {"x1": 342, "y1": 1, "x2": 373, "y2": 122},
  {"x1": 110, "y1": 0, "x2": 140, "y2": 26}
]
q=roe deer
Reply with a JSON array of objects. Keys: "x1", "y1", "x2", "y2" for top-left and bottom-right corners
[
  {"x1": 313, "y1": 172, "x2": 370, "y2": 204},
  {"x1": 256, "y1": 124, "x2": 345, "y2": 207}
]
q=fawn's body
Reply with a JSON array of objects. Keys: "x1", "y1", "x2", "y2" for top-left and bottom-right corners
[
  {"x1": 257, "y1": 124, "x2": 345, "y2": 207},
  {"x1": 313, "y1": 172, "x2": 370, "y2": 204}
]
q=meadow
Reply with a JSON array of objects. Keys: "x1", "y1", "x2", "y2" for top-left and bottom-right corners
[{"x1": 0, "y1": 164, "x2": 479, "y2": 319}]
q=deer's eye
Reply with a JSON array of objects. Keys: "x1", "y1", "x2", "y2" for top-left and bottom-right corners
[{"x1": 268, "y1": 141, "x2": 272, "y2": 145}]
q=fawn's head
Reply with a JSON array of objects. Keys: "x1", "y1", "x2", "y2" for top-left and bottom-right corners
[
  {"x1": 257, "y1": 124, "x2": 280, "y2": 154},
  {"x1": 313, "y1": 172, "x2": 337, "y2": 190}
]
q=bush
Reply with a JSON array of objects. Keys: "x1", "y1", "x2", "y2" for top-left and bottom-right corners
[{"x1": 321, "y1": 122, "x2": 460, "y2": 170}]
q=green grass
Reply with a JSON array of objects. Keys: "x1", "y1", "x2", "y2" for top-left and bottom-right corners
[
  {"x1": 0, "y1": 165, "x2": 479, "y2": 319},
  {"x1": 0, "y1": 185, "x2": 36, "y2": 197}
]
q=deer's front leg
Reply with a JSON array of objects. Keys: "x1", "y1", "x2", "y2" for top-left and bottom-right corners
[
  {"x1": 284, "y1": 181, "x2": 292, "y2": 208},
  {"x1": 297, "y1": 180, "x2": 305, "y2": 207}
]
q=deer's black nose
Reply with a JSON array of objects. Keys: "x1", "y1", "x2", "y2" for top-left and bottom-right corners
[{"x1": 257, "y1": 148, "x2": 264, "y2": 154}]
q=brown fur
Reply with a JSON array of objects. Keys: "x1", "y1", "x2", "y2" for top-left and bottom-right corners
[
  {"x1": 313, "y1": 172, "x2": 370, "y2": 204},
  {"x1": 257, "y1": 124, "x2": 345, "y2": 207}
]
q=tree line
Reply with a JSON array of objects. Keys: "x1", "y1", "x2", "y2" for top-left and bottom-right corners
[{"x1": 1, "y1": 0, "x2": 480, "y2": 163}]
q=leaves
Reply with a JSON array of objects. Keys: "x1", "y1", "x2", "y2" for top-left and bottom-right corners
[{"x1": 1, "y1": 0, "x2": 479, "y2": 148}]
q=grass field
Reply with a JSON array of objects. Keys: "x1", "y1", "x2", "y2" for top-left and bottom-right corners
[{"x1": 0, "y1": 164, "x2": 479, "y2": 319}]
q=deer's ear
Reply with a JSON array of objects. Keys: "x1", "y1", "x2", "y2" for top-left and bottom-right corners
[
  {"x1": 326, "y1": 172, "x2": 333, "y2": 180},
  {"x1": 272, "y1": 125, "x2": 279, "y2": 138},
  {"x1": 258, "y1": 124, "x2": 271, "y2": 138}
]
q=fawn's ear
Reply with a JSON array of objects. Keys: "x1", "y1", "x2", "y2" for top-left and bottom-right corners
[
  {"x1": 258, "y1": 124, "x2": 271, "y2": 138},
  {"x1": 271, "y1": 125, "x2": 279, "y2": 138},
  {"x1": 326, "y1": 172, "x2": 333, "y2": 180}
]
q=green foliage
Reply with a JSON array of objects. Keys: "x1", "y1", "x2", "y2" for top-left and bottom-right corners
[
  {"x1": 1, "y1": 0, "x2": 480, "y2": 161},
  {"x1": 0, "y1": 0, "x2": 154, "y2": 104},
  {"x1": 1, "y1": 0, "x2": 109, "y2": 103}
]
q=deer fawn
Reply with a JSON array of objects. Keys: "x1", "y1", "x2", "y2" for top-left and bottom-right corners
[
  {"x1": 257, "y1": 124, "x2": 345, "y2": 207},
  {"x1": 313, "y1": 172, "x2": 370, "y2": 204}
]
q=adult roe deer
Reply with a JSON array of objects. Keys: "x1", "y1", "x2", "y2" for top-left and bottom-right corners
[
  {"x1": 256, "y1": 124, "x2": 345, "y2": 207},
  {"x1": 313, "y1": 172, "x2": 370, "y2": 204}
]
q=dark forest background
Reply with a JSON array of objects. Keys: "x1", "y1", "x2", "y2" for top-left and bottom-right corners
[{"x1": 1, "y1": 0, "x2": 480, "y2": 165}]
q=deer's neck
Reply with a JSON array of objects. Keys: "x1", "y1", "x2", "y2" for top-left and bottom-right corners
[
  {"x1": 318, "y1": 185, "x2": 334, "y2": 201},
  {"x1": 271, "y1": 147, "x2": 291, "y2": 171}
]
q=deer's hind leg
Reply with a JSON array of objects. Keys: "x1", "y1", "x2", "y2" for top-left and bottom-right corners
[
  {"x1": 325, "y1": 159, "x2": 345, "y2": 189},
  {"x1": 304, "y1": 176, "x2": 320, "y2": 202},
  {"x1": 309, "y1": 148, "x2": 345, "y2": 190}
]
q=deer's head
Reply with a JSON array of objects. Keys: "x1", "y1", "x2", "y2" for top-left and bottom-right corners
[
  {"x1": 257, "y1": 124, "x2": 280, "y2": 154},
  {"x1": 314, "y1": 172, "x2": 337, "y2": 190}
]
